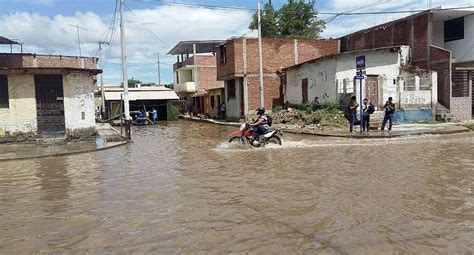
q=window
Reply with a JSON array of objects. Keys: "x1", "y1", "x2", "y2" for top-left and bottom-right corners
[
  {"x1": 176, "y1": 71, "x2": 179, "y2": 84},
  {"x1": 227, "y1": 79, "x2": 236, "y2": 99},
  {"x1": 219, "y1": 45, "x2": 226, "y2": 64},
  {"x1": 444, "y1": 17, "x2": 464, "y2": 42},
  {"x1": 0, "y1": 75, "x2": 8, "y2": 108},
  {"x1": 210, "y1": 95, "x2": 215, "y2": 108},
  {"x1": 452, "y1": 70, "x2": 469, "y2": 97},
  {"x1": 217, "y1": 95, "x2": 221, "y2": 105}
]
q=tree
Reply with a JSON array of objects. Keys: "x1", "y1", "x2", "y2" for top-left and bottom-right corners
[
  {"x1": 249, "y1": 1, "x2": 279, "y2": 38},
  {"x1": 127, "y1": 77, "x2": 141, "y2": 88},
  {"x1": 278, "y1": 0, "x2": 325, "y2": 39},
  {"x1": 248, "y1": 0, "x2": 325, "y2": 39}
]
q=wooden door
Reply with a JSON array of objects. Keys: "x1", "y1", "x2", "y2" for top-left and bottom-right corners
[
  {"x1": 365, "y1": 75, "x2": 379, "y2": 107},
  {"x1": 302, "y1": 78, "x2": 308, "y2": 104},
  {"x1": 35, "y1": 75, "x2": 65, "y2": 136}
]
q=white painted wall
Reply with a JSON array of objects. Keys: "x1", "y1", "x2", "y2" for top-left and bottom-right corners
[
  {"x1": 0, "y1": 74, "x2": 37, "y2": 135},
  {"x1": 445, "y1": 14, "x2": 474, "y2": 63},
  {"x1": 285, "y1": 46, "x2": 409, "y2": 107},
  {"x1": 432, "y1": 14, "x2": 474, "y2": 64},
  {"x1": 63, "y1": 73, "x2": 96, "y2": 131}
]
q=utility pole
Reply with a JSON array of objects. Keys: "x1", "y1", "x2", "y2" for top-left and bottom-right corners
[
  {"x1": 257, "y1": 2, "x2": 264, "y2": 108},
  {"x1": 69, "y1": 24, "x2": 87, "y2": 57},
  {"x1": 120, "y1": 0, "x2": 131, "y2": 139},
  {"x1": 98, "y1": 41, "x2": 109, "y2": 120},
  {"x1": 157, "y1": 52, "x2": 161, "y2": 85}
]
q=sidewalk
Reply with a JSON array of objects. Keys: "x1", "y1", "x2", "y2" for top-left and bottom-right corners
[
  {"x1": 0, "y1": 123, "x2": 128, "y2": 161},
  {"x1": 181, "y1": 116, "x2": 471, "y2": 138}
]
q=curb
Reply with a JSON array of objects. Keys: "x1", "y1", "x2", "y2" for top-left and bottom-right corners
[
  {"x1": 180, "y1": 116, "x2": 470, "y2": 139},
  {"x1": 0, "y1": 140, "x2": 129, "y2": 162}
]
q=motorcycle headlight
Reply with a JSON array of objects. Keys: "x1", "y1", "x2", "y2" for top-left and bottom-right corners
[{"x1": 240, "y1": 123, "x2": 246, "y2": 131}]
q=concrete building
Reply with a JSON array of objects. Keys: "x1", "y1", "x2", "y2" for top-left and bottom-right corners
[
  {"x1": 0, "y1": 50, "x2": 101, "y2": 143},
  {"x1": 216, "y1": 37, "x2": 339, "y2": 121},
  {"x1": 339, "y1": 10, "x2": 474, "y2": 121},
  {"x1": 284, "y1": 46, "x2": 438, "y2": 122},
  {"x1": 168, "y1": 40, "x2": 225, "y2": 118}
]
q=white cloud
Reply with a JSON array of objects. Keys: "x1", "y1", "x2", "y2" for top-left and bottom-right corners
[{"x1": 0, "y1": 5, "x2": 252, "y2": 84}]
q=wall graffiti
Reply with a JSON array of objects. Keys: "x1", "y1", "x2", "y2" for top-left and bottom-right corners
[{"x1": 401, "y1": 93, "x2": 428, "y2": 105}]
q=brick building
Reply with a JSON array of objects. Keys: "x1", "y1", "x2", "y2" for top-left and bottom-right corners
[
  {"x1": 216, "y1": 37, "x2": 339, "y2": 121},
  {"x1": 0, "y1": 42, "x2": 101, "y2": 143},
  {"x1": 169, "y1": 40, "x2": 225, "y2": 118},
  {"x1": 340, "y1": 10, "x2": 474, "y2": 121}
]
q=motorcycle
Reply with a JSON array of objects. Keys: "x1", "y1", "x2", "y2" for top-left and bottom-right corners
[{"x1": 228, "y1": 123, "x2": 283, "y2": 147}]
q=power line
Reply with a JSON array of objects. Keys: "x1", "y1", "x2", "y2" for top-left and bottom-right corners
[
  {"x1": 131, "y1": 0, "x2": 474, "y2": 16},
  {"x1": 124, "y1": 2, "x2": 168, "y2": 47},
  {"x1": 101, "y1": 0, "x2": 120, "y2": 68}
]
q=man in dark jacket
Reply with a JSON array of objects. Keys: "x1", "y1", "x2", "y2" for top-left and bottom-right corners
[{"x1": 380, "y1": 97, "x2": 395, "y2": 132}]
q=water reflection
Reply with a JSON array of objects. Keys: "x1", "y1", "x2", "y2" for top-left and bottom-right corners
[{"x1": 36, "y1": 157, "x2": 71, "y2": 214}]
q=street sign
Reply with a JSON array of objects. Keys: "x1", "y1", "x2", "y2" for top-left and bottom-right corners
[
  {"x1": 356, "y1": 55, "x2": 366, "y2": 70},
  {"x1": 355, "y1": 75, "x2": 365, "y2": 80}
]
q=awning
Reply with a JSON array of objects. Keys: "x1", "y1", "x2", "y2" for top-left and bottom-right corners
[
  {"x1": 191, "y1": 90, "x2": 208, "y2": 97},
  {"x1": 104, "y1": 90, "x2": 179, "y2": 101}
]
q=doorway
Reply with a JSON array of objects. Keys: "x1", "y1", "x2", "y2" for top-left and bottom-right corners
[
  {"x1": 302, "y1": 78, "x2": 308, "y2": 104},
  {"x1": 365, "y1": 75, "x2": 379, "y2": 107},
  {"x1": 35, "y1": 75, "x2": 65, "y2": 136}
]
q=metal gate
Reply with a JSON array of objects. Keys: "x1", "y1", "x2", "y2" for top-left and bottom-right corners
[
  {"x1": 35, "y1": 75, "x2": 65, "y2": 136},
  {"x1": 365, "y1": 75, "x2": 379, "y2": 107}
]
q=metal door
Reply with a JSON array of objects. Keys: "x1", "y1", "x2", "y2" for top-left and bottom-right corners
[
  {"x1": 35, "y1": 75, "x2": 65, "y2": 136},
  {"x1": 302, "y1": 78, "x2": 308, "y2": 104},
  {"x1": 365, "y1": 75, "x2": 379, "y2": 106}
]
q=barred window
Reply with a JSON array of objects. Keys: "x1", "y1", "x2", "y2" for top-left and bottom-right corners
[{"x1": 0, "y1": 75, "x2": 8, "y2": 108}]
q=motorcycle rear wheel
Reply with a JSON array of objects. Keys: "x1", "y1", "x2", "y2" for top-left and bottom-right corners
[{"x1": 266, "y1": 136, "x2": 282, "y2": 145}]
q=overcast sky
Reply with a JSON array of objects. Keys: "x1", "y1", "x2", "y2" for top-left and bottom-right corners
[{"x1": 0, "y1": 0, "x2": 472, "y2": 85}]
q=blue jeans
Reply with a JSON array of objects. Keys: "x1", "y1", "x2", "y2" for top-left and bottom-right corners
[
  {"x1": 381, "y1": 113, "x2": 393, "y2": 131},
  {"x1": 252, "y1": 125, "x2": 266, "y2": 138},
  {"x1": 349, "y1": 112, "x2": 356, "y2": 132},
  {"x1": 362, "y1": 114, "x2": 370, "y2": 131}
]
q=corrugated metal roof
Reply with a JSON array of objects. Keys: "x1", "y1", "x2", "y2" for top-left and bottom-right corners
[{"x1": 104, "y1": 90, "x2": 179, "y2": 101}]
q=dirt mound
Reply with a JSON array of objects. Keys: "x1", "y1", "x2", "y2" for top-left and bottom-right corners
[{"x1": 271, "y1": 111, "x2": 319, "y2": 126}]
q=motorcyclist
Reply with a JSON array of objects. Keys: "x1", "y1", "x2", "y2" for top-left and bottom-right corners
[{"x1": 250, "y1": 107, "x2": 269, "y2": 144}]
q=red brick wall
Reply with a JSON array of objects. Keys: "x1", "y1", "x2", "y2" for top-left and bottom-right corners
[
  {"x1": 216, "y1": 39, "x2": 241, "y2": 80},
  {"x1": 246, "y1": 75, "x2": 282, "y2": 111},
  {"x1": 196, "y1": 66, "x2": 224, "y2": 90}
]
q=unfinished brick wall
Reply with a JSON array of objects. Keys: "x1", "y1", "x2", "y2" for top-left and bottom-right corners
[
  {"x1": 196, "y1": 66, "x2": 224, "y2": 90},
  {"x1": 22, "y1": 54, "x2": 97, "y2": 69},
  {"x1": 216, "y1": 39, "x2": 241, "y2": 80},
  {"x1": 247, "y1": 75, "x2": 282, "y2": 111},
  {"x1": 430, "y1": 46, "x2": 451, "y2": 107}
]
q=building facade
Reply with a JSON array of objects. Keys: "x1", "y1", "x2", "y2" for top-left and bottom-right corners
[
  {"x1": 284, "y1": 46, "x2": 438, "y2": 122},
  {"x1": 0, "y1": 53, "x2": 101, "y2": 143},
  {"x1": 216, "y1": 38, "x2": 339, "y2": 121},
  {"x1": 169, "y1": 40, "x2": 225, "y2": 118},
  {"x1": 339, "y1": 10, "x2": 474, "y2": 121}
]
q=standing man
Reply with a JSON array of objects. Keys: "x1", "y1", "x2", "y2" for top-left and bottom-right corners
[
  {"x1": 362, "y1": 98, "x2": 372, "y2": 132},
  {"x1": 380, "y1": 97, "x2": 395, "y2": 132},
  {"x1": 152, "y1": 107, "x2": 158, "y2": 122},
  {"x1": 347, "y1": 96, "x2": 359, "y2": 133}
]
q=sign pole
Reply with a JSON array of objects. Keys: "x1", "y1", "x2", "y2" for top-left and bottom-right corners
[{"x1": 360, "y1": 78, "x2": 363, "y2": 134}]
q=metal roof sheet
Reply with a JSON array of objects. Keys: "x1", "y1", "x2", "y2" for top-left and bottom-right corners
[
  {"x1": 167, "y1": 40, "x2": 225, "y2": 55},
  {"x1": 104, "y1": 90, "x2": 179, "y2": 101}
]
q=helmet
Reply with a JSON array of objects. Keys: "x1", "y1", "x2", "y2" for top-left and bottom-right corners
[{"x1": 256, "y1": 107, "x2": 265, "y2": 115}]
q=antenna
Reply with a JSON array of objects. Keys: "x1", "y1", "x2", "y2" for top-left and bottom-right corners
[{"x1": 69, "y1": 24, "x2": 87, "y2": 57}]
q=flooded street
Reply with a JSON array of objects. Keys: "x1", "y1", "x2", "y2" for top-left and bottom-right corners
[{"x1": 1, "y1": 121, "x2": 473, "y2": 254}]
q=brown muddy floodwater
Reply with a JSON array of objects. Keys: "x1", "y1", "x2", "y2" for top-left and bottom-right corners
[{"x1": 1, "y1": 121, "x2": 473, "y2": 254}]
